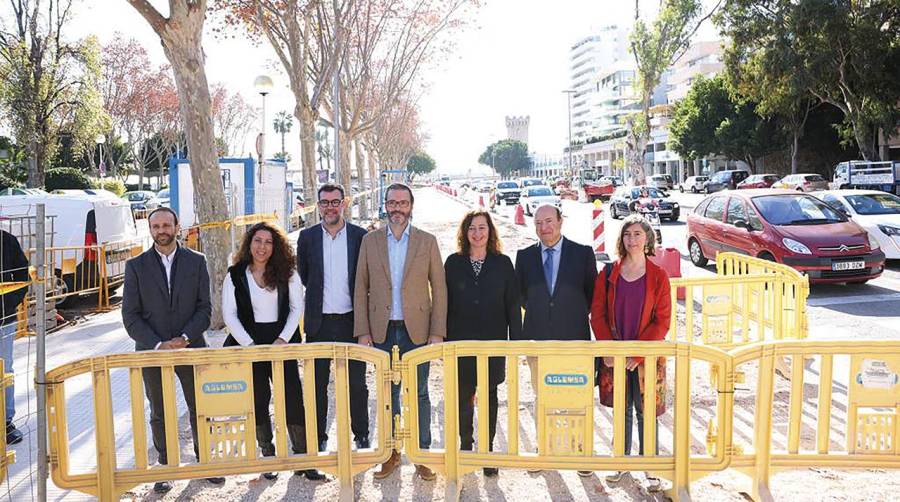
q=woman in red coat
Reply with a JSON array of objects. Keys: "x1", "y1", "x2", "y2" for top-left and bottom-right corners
[{"x1": 590, "y1": 214, "x2": 671, "y2": 492}]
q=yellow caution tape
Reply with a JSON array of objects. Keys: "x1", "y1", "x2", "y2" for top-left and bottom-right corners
[{"x1": 0, "y1": 282, "x2": 29, "y2": 296}]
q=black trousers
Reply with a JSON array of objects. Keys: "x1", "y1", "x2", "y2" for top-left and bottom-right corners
[
  {"x1": 224, "y1": 323, "x2": 307, "y2": 428},
  {"x1": 307, "y1": 314, "x2": 369, "y2": 444},
  {"x1": 457, "y1": 356, "x2": 504, "y2": 451},
  {"x1": 142, "y1": 364, "x2": 199, "y2": 465}
]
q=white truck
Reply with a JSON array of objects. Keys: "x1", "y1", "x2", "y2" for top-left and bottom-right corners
[{"x1": 833, "y1": 161, "x2": 900, "y2": 195}]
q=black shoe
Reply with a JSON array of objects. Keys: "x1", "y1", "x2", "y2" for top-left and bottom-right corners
[
  {"x1": 262, "y1": 472, "x2": 278, "y2": 480},
  {"x1": 153, "y1": 481, "x2": 173, "y2": 493},
  {"x1": 355, "y1": 436, "x2": 370, "y2": 449},
  {"x1": 483, "y1": 467, "x2": 499, "y2": 477},
  {"x1": 318, "y1": 440, "x2": 328, "y2": 453},
  {"x1": 6, "y1": 423, "x2": 23, "y2": 445},
  {"x1": 294, "y1": 469, "x2": 326, "y2": 481},
  {"x1": 205, "y1": 477, "x2": 225, "y2": 485}
]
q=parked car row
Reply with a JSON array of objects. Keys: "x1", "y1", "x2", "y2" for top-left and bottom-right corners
[
  {"x1": 686, "y1": 188, "x2": 892, "y2": 284},
  {"x1": 121, "y1": 188, "x2": 169, "y2": 212}
]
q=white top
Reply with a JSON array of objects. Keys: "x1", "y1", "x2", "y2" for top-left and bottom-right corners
[
  {"x1": 321, "y1": 224, "x2": 352, "y2": 314},
  {"x1": 222, "y1": 268, "x2": 304, "y2": 346}
]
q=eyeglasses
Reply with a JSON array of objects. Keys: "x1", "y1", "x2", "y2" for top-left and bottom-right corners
[
  {"x1": 385, "y1": 200, "x2": 410, "y2": 209},
  {"x1": 317, "y1": 199, "x2": 343, "y2": 208}
]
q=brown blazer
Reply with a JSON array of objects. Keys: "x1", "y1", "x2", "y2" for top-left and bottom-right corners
[{"x1": 354, "y1": 225, "x2": 448, "y2": 345}]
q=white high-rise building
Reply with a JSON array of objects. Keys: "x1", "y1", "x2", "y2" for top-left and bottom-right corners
[{"x1": 568, "y1": 26, "x2": 630, "y2": 143}]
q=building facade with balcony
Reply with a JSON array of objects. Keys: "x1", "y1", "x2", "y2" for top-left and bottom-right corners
[{"x1": 569, "y1": 26, "x2": 630, "y2": 143}]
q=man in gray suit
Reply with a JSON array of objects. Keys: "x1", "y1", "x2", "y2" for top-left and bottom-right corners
[{"x1": 122, "y1": 207, "x2": 224, "y2": 493}]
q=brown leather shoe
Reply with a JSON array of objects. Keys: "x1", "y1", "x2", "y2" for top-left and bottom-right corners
[
  {"x1": 415, "y1": 464, "x2": 436, "y2": 481},
  {"x1": 373, "y1": 450, "x2": 401, "y2": 479}
]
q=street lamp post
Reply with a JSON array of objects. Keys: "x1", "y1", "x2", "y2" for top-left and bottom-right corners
[
  {"x1": 562, "y1": 89, "x2": 576, "y2": 178},
  {"x1": 95, "y1": 134, "x2": 106, "y2": 177},
  {"x1": 254, "y1": 75, "x2": 274, "y2": 183}
]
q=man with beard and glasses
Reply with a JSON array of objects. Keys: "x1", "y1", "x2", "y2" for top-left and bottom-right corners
[
  {"x1": 122, "y1": 207, "x2": 225, "y2": 493},
  {"x1": 297, "y1": 183, "x2": 370, "y2": 453},
  {"x1": 354, "y1": 183, "x2": 447, "y2": 481}
]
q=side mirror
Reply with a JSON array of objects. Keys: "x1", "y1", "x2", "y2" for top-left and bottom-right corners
[{"x1": 734, "y1": 219, "x2": 750, "y2": 230}]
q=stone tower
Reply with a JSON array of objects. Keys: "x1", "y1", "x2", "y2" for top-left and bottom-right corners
[{"x1": 505, "y1": 116, "x2": 530, "y2": 145}]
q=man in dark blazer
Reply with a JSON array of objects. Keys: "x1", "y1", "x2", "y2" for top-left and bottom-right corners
[
  {"x1": 122, "y1": 207, "x2": 223, "y2": 494},
  {"x1": 515, "y1": 204, "x2": 597, "y2": 475},
  {"x1": 297, "y1": 183, "x2": 370, "y2": 451},
  {"x1": 515, "y1": 204, "x2": 598, "y2": 342}
]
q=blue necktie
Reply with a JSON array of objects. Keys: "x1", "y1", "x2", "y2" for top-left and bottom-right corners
[{"x1": 543, "y1": 248, "x2": 555, "y2": 295}]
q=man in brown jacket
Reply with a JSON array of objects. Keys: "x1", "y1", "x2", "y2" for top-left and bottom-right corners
[{"x1": 354, "y1": 183, "x2": 447, "y2": 481}]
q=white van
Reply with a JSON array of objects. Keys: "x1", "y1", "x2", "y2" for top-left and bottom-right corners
[{"x1": 0, "y1": 193, "x2": 141, "y2": 302}]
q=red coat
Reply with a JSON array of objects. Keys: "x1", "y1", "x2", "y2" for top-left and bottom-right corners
[{"x1": 590, "y1": 258, "x2": 672, "y2": 353}]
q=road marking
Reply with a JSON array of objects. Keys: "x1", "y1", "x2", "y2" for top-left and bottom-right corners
[{"x1": 808, "y1": 292, "x2": 900, "y2": 307}]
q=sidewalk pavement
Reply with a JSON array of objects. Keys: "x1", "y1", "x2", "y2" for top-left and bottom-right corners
[{"x1": 4, "y1": 308, "x2": 198, "y2": 501}]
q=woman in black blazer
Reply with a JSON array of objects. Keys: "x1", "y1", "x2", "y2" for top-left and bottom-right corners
[{"x1": 444, "y1": 209, "x2": 521, "y2": 477}]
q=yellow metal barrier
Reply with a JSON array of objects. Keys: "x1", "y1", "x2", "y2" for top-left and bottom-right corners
[
  {"x1": 46, "y1": 343, "x2": 392, "y2": 500},
  {"x1": 399, "y1": 340, "x2": 735, "y2": 502},
  {"x1": 715, "y1": 252, "x2": 809, "y2": 340},
  {"x1": 0, "y1": 360, "x2": 14, "y2": 481},
  {"x1": 669, "y1": 273, "x2": 806, "y2": 349},
  {"x1": 729, "y1": 340, "x2": 900, "y2": 501}
]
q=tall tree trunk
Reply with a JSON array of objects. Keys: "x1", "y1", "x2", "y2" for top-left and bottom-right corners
[
  {"x1": 338, "y1": 129, "x2": 352, "y2": 219},
  {"x1": 791, "y1": 130, "x2": 800, "y2": 175},
  {"x1": 354, "y1": 139, "x2": 368, "y2": 220},
  {"x1": 366, "y1": 143, "x2": 379, "y2": 218},
  {"x1": 296, "y1": 105, "x2": 319, "y2": 227}
]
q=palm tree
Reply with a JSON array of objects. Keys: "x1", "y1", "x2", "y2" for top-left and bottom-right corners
[
  {"x1": 272, "y1": 111, "x2": 293, "y2": 159},
  {"x1": 315, "y1": 123, "x2": 333, "y2": 177}
]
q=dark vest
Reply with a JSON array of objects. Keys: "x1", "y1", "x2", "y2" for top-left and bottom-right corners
[{"x1": 224, "y1": 263, "x2": 300, "y2": 346}]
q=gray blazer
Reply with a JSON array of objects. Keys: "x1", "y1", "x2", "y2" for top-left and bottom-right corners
[{"x1": 122, "y1": 245, "x2": 211, "y2": 351}]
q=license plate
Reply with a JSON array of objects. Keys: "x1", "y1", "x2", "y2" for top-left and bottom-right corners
[
  {"x1": 659, "y1": 209, "x2": 672, "y2": 214},
  {"x1": 832, "y1": 260, "x2": 865, "y2": 271}
]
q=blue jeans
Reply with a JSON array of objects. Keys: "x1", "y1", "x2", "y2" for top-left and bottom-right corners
[
  {"x1": 375, "y1": 323, "x2": 431, "y2": 449},
  {"x1": 1, "y1": 323, "x2": 16, "y2": 422},
  {"x1": 624, "y1": 369, "x2": 659, "y2": 456}
]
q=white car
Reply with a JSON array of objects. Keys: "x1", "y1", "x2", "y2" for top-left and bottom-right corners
[
  {"x1": 679, "y1": 175, "x2": 709, "y2": 193},
  {"x1": 813, "y1": 189, "x2": 900, "y2": 259},
  {"x1": 519, "y1": 185, "x2": 561, "y2": 216}
]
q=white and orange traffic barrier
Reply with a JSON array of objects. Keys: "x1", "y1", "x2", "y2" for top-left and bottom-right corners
[{"x1": 592, "y1": 200, "x2": 608, "y2": 260}]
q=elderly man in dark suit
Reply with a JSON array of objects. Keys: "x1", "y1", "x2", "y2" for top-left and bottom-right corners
[
  {"x1": 122, "y1": 207, "x2": 224, "y2": 494},
  {"x1": 515, "y1": 203, "x2": 597, "y2": 474},
  {"x1": 297, "y1": 183, "x2": 369, "y2": 452}
]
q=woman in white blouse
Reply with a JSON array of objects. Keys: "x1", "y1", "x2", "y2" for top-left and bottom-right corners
[{"x1": 221, "y1": 221, "x2": 324, "y2": 481}]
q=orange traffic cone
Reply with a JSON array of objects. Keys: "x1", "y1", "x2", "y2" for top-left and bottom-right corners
[{"x1": 514, "y1": 204, "x2": 526, "y2": 225}]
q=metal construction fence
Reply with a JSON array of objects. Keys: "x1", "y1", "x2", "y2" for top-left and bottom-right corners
[
  {"x1": 45, "y1": 343, "x2": 393, "y2": 500},
  {"x1": 40, "y1": 337, "x2": 900, "y2": 501},
  {"x1": 0, "y1": 360, "x2": 14, "y2": 481}
]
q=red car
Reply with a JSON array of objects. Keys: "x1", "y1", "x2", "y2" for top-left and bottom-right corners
[
  {"x1": 687, "y1": 189, "x2": 885, "y2": 284},
  {"x1": 737, "y1": 174, "x2": 779, "y2": 189}
]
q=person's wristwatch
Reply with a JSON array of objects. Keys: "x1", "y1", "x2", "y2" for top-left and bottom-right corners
[{"x1": 180, "y1": 334, "x2": 190, "y2": 344}]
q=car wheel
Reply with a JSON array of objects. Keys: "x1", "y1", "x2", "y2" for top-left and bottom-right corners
[
  {"x1": 705, "y1": 186, "x2": 711, "y2": 194},
  {"x1": 689, "y1": 238, "x2": 708, "y2": 267},
  {"x1": 691, "y1": 186, "x2": 698, "y2": 193},
  {"x1": 680, "y1": 186, "x2": 684, "y2": 193},
  {"x1": 611, "y1": 204, "x2": 619, "y2": 219},
  {"x1": 758, "y1": 252, "x2": 776, "y2": 262}
]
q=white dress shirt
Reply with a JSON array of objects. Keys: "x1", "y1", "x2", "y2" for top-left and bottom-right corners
[
  {"x1": 154, "y1": 247, "x2": 186, "y2": 349},
  {"x1": 321, "y1": 224, "x2": 352, "y2": 314},
  {"x1": 156, "y1": 248, "x2": 175, "y2": 292},
  {"x1": 222, "y1": 268, "x2": 305, "y2": 346}
]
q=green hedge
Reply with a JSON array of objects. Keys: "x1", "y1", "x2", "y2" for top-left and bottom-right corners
[
  {"x1": 44, "y1": 167, "x2": 92, "y2": 191},
  {"x1": 92, "y1": 178, "x2": 126, "y2": 196},
  {"x1": 0, "y1": 173, "x2": 21, "y2": 190}
]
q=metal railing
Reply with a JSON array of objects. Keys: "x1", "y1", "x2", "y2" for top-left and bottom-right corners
[
  {"x1": 399, "y1": 340, "x2": 733, "y2": 501},
  {"x1": 45, "y1": 343, "x2": 392, "y2": 500},
  {"x1": 0, "y1": 360, "x2": 14, "y2": 481}
]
